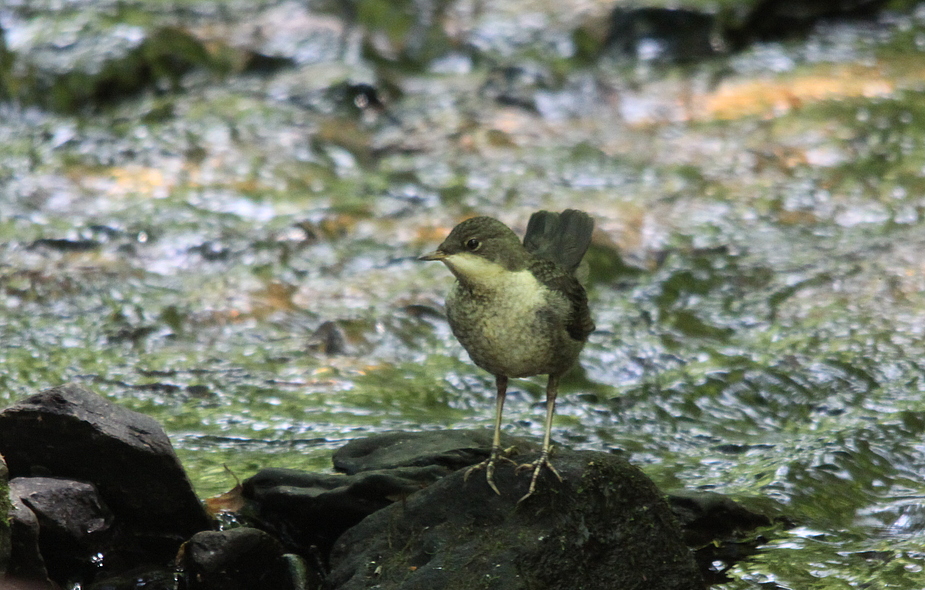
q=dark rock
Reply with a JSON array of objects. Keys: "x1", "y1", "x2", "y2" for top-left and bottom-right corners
[
  {"x1": 0, "y1": 383, "x2": 212, "y2": 561},
  {"x1": 0, "y1": 577, "x2": 59, "y2": 590},
  {"x1": 328, "y1": 450, "x2": 705, "y2": 590},
  {"x1": 0, "y1": 24, "x2": 13, "y2": 101},
  {"x1": 9, "y1": 477, "x2": 114, "y2": 583},
  {"x1": 243, "y1": 431, "x2": 541, "y2": 560},
  {"x1": 604, "y1": 8, "x2": 722, "y2": 63},
  {"x1": 29, "y1": 238, "x2": 102, "y2": 253},
  {"x1": 240, "y1": 52, "x2": 297, "y2": 75},
  {"x1": 479, "y1": 65, "x2": 556, "y2": 112},
  {"x1": 668, "y1": 490, "x2": 777, "y2": 583},
  {"x1": 0, "y1": 453, "x2": 10, "y2": 573},
  {"x1": 668, "y1": 489, "x2": 773, "y2": 548},
  {"x1": 323, "y1": 82, "x2": 394, "y2": 117},
  {"x1": 277, "y1": 78, "x2": 400, "y2": 124},
  {"x1": 308, "y1": 321, "x2": 348, "y2": 356},
  {"x1": 243, "y1": 464, "x2": 448, "y2": 557},
  {"x1": 600, "y1": 0, "x2": 891, "y2": 63},
  {"x1": 8, "y1": 492, "x2": 49, "y2": 582},
  {"x1": 86, "y1": 566, "x2": 177, "y2": 590},
  {"x1": 726, "y1": 0, "x2": 889, "y2": 50},
  {"x1": 177, "y1": 528, "x2": 306, "y2": 590},
  {"x1": 332, "y1": 429, "x2": 540, "y2": 475}
]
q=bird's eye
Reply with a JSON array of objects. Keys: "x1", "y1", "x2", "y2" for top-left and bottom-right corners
[{"x1": 465, "y1": 238, "x2": 481, "y2": 251}]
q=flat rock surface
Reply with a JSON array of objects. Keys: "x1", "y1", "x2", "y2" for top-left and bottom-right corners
[
  {"x1": 328, "y1": 449, "x2": 705, "y2": 590},
  {"x1": 332, "y1": 429, "x2": 541, "y2": 475}
]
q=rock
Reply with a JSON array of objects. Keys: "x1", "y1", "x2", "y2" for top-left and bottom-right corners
[
  {"x1": 8, "y1": 492, "x2": 48, "y2": 582},
  {"x1": 726, "y1": 0, "x2": 889, "y2": 49},
  {"x1": 307, "y1": 321, "x2": 348, "y2": 356},
  {"x1": 604, "y1": 7, "x2": 721, "y2": 63},
  {"x1": 86, "y1": 566, "x2": 177, "y2": 590},
  {"x1": 332, "y1": 429, "x2": 540, "y2": 475},
  {"x1": 328, "y1": 450, "x2": 705, "y2": 590},
  {"x1": 0, "y1": 24, "x2": 13, "y2": 101},
  {"x1": 177, "y1": 527, "x2": 310, "y2": 590},
  {"x1": 243, "y1": 464, "x2": 448, "y2": 556},
  {"x1": 479, "y1": 64, "x2": 555, "y2": 112},
  {"x1": 243, "y1": 431, "x2": 540, "y2": 559},
  {"x1": 599, "y1": 0, "x2": 891, "y2": 63},
  {"x1": 0, "y1": 383, "x2": 212, "y2": 561},
  {"x1": 668, "y1": 490, "x2": 777, "y2": 584},
  {"x1": 9, "y1": 477, "x2": 114, "y2": 583},
  {"x1": 668, "y1": 489, "x2": 773, "y2": 548},
  {"x1": 0, "y1": 453, "x2": 10, "y2": 574}
]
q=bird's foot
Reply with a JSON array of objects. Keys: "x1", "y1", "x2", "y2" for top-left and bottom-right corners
[
  {"x1": 464, "y1": 448, "x2": 517, "y2": 495},
  {"x1": 515, "y1": 449, "x2": 562, "y2": 503}
]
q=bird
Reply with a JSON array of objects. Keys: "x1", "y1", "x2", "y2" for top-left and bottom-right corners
[{"x1": 419, "y1": 209, "x2": 595, "y2": 501}]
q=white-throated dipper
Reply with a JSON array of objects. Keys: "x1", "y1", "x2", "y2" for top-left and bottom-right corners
[{"x1": 420, "y1": 209, "x2": 595, "y2": 501}]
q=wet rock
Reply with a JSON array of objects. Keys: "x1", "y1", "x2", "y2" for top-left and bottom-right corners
[
  {"x1": 0, "y1": 453, "x2": 9, "y2": 574},
  {"x1": 8, "y1": 492, "x2": 49, "y2": 582},
  {"x1": 479, "y1": 64, "x2": 556, "y2": 112},
  {"x1": 603, "y1": 7, "x2": 722, "y2": 63},
  {"x1": 86, "y1": 566, "x2": 177, "y2": 590},
  {"x1": 177, "y1": 527, "x2": 309, "y2": 590},
  {"x1": 243, "y1": 431, "x2": 541, "y2": 559},
  {"x1": 320, "y1": 81, "x2": 397, "y2": 121},
  {"x1": 668, "y1": 490, "x2": 776, "y2": 583},
  {"x1": 328, "y1": 450, "x2": 705, "y2": 590},
  {"x1": 332, "y1": 429, "x2": 540, "y2": 475},
  {"x1": 0, "y1": 24, "x2": 12, "y2": 100},
  {"x1": 668, "y1": 489, "x2": 773, "y2": 548},
  {"x1": 726, "y1": 0, "x2": 889, "y2": 49},
  {"x1": 9, "y1": 477, "x2": 114, "y2": 583},
  {"x1": 0, "y1": 383, "x2": 212, "y2": 562},
  {"x1": 598, "y1": 0, "x2": 891, "y2": 64},
  {"x1": 29, "y1": 238, "x2": 102, "y2": 253},
  {"x1": 308, "y1": 320, "x2": 348, "y2": 356},
  {"x1": 242, "y1": 464, "x2": 448, "y2": 557}
]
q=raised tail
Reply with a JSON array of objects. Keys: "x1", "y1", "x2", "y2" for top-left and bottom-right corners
[{"x1": 523, "y1": 209, "x2": 594, "y2": 272}]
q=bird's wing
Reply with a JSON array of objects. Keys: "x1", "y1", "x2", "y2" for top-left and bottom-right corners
[{"x1": 529, "y1": 258, "x2": 595, "y2": 341}]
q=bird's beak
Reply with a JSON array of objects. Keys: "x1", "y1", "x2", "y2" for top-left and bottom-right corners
[{"x1": 419, "y1": 250, "x2": 447, "y2": 261}]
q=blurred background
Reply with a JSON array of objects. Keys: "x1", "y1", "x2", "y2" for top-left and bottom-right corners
[{"x1": 2, "y1": 0, "x2": 925, "y2": 586}]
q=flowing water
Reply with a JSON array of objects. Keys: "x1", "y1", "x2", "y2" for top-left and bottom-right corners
[{"x1": 3, "y1": 0, "x2": 925, "y2": 587}]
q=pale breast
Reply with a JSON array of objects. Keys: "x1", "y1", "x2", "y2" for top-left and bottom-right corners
[{"x1": 445, "y1": 269, "x2": 582, "y2": 378}]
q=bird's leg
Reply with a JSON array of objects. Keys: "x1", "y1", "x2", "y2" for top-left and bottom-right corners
[
  {"x1": 464, "y1": 375, "x2": 515, "y2": 494},
  {"x1": 517, "y1": 374, "x2": 563, "y2": 502}
]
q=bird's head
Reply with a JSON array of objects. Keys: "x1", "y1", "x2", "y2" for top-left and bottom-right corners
[{"x1": 419, "y1": 216, "x2": 530, "y2": 285}]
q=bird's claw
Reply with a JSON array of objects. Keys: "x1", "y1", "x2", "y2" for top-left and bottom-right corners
[
  {"x1": 464, "y1": 449, "x2": 517, "y2": 495},
  {"x1": 515, "y1": 452, "x2": 562, "y2": 503}
]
